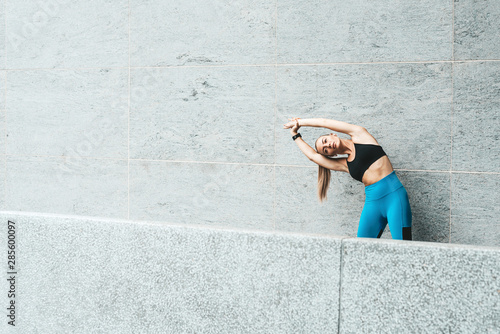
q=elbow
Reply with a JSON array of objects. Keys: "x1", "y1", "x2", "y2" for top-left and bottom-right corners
[{"x1": 356, "y1": 126, "x2": 368, "y2": 134}]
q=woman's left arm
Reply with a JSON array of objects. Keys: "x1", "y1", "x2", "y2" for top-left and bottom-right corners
[
  {"x1": 284, "y1": 118, "x2": 364, "y2": 136},
  {"x1": 305, "y1": 118, "x2": 365, "y2": 136}
]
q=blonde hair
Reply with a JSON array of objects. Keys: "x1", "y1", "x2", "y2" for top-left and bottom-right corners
[
  {"x1": 315, "y1": 133, "x2": 333, "y2": 202},
  {"x1": 317, "y1": 165, "x2": 331, "y2": 202}
]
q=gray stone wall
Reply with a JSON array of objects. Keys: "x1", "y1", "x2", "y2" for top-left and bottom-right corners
[{"x1": 0, "y1": 1, "x2": 499, "y2": 246}]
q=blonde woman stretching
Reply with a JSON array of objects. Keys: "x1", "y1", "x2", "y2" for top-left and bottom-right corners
[{"x1": 284, "y1": 117, "x2": 412, "y2": 240}]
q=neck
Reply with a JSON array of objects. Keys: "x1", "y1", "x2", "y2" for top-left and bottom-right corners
[{"x1": 339, "y1": 138, "x2": 354, "y2": 155}]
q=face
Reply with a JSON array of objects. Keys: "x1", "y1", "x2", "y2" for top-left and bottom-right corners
[{"x1": 316, "y1": 133, "x2": 339, "y2": 156}]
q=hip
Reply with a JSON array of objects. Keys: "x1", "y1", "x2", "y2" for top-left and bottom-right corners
[{"x1": 364, "y1": 171, "x2": 406, "y2": 202}]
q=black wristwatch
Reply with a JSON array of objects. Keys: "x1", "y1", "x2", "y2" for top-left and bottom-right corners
[{"x1": 292, "y1": 133, "x2": 302, "y2": 141}]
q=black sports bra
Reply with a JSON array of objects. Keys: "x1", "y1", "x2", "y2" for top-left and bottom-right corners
[{"x1": 347, "y1": 143, "x2": 387, "y2": 182}]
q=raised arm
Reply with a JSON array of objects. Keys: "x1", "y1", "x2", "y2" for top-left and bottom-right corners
[{"x1": 296, "y1": 118, "x2": 364, "y2": 136}]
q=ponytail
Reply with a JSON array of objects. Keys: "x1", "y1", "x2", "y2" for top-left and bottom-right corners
[{"x1": 317, "y1": 165, "x2": 331, "y2": 202}]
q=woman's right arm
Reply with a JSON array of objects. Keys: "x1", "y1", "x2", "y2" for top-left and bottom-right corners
[
  {"x1": 287, "y1": 121, "x2": 347, "y2": 172},
  {"x1": 294, "y1": 137, "x2": 347, "y2": 172}
]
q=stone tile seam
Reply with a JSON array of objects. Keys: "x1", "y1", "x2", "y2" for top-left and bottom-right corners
[
  {"x1": 452, "y1": 0, "x2": 455, "y2": 61},
  {"x1": 127, "y1": 0, "x2": 132, "y2": 219},
  {"x1": 3, "y1": 155, "x2": 500, "y2": 175},
  {"x1": 3, "y1": 43, "x2": 6, "y2": 210},
  {"x1": 3, "y1": 59, "x2": 500, "y2": 72},
  {"x1": 273, "y1": 0, "x2": 278, "y2": 230},
  {"x1": 1, "y1": 153, "x2": 4, "y2": 209},
  {"x1": 449, "y1": 60, "x2": 455, "y2": 243},
  {"x1": 127, "y1": 0, "x2": 131, "y2": 220},
  {"x1": 2, "y1": 73, "x2": 5, "y2": 157},
  {"x1": 3, "y1": 0, "x2": 5, "y2": 71},
  {"x1": 274, "y1": 0, "x2": 278, "y2": 67}
]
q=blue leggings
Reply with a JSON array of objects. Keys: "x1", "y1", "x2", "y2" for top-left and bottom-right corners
[{"x1": 357, "y1": 171, "x2": 412, "y2": 240}]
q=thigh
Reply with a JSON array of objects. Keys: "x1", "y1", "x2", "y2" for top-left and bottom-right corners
[
  {"x1": 386, "y1": 187, "x2": 412, "y2": 240},
  {"x1": 357, "y1": 200, "x2": 387, "y2": 238}
]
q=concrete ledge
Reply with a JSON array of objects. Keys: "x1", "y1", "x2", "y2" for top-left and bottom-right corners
[
  {"x1": 340, "y1": 238, "x2": 500, "y2": 333},
  {"x1": 0, "y1": 211, "x2": 343, "y2": 334},
  {"x1": 0, "y1": 211, "x2": 499, "y2": 333}
]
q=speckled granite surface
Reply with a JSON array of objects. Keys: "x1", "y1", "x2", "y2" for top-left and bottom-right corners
[
  {"x1": 1, "y1": 212, "x2": 498, "y2": 333},
  {"x1": 0, "y1": 212, "x2": 343, "y2": 333},
  {"x1": 340, "y1": 238, "x2": 500, "y2": 333}
]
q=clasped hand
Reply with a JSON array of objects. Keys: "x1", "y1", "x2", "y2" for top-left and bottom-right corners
[{"x1": 283, "y1": 118, "x2": 301, "y2": 134}]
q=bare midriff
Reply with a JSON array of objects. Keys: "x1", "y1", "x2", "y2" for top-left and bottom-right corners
[{"x1": 360, "y1": 156, "x2": 394, "y2": 186}]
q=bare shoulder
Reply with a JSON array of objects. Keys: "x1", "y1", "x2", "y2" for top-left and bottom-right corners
[{"x1": 350, "y1": 127, "x2": 379, "y2": 145}]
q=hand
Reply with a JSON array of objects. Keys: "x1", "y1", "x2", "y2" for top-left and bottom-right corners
[{"x1": 283, "y1": 118, "x2": 301, "y2": 130}]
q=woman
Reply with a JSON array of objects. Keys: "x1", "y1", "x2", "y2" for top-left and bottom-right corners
[{"x1": 283, "y1": 117, "x2": 412, "y2": 240}]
